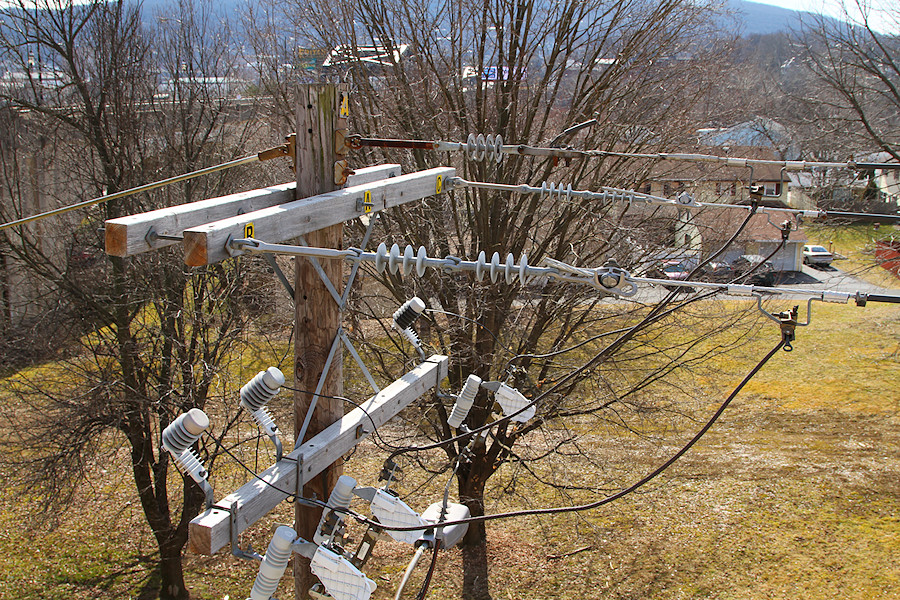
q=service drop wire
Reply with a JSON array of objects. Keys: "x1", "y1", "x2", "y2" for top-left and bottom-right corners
[
  {"x1": 385, "y1": 202, "x2": 762, "y2": 465},
  {"x1": 0, "y1": 154, "x2": 261, "y2": 231},
  {"x1": 201, "y1": 337, "x2": 783, "y2": 535},
  {"x1": 344, "y1": 336, "x2": 786, "y2": 533}
]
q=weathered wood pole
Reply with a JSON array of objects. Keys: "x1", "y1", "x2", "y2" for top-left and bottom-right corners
[{"x1": 293, "y1": 83, "x2": 347, "y2": 599}]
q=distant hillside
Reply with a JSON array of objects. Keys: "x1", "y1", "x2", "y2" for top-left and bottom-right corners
[
  {"x1": 727, "y1": 0, "x2": 838, "y2": 35},
  {"x1": 133, "y1": 0, "x2": 840, "y2": 38}
]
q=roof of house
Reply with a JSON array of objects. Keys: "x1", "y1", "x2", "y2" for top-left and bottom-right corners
[{"x1": 693, "y1": 210, "x2": 808, "y2": 243}]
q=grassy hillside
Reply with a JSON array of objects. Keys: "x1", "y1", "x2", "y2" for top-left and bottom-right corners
[{"x1": 1, "y1": 298, "x2": 897, "y2": 600}]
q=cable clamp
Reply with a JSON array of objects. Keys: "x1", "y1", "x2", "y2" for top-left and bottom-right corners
[
  {"x1": 257, "y1": 134, "x2": 297, "y2": 172},
  {"x1": 822, "y1": 290, "x2": 851, "y2": 304},
  {"x1": 727, "y1": 284, "x2": 755, "y2": 296},
  {"x1": 777, "y1": 306, "x2": 798, "y2": 352}
]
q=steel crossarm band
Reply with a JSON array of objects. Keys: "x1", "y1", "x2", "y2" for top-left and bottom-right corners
[
  {"x1": 104, "y1": 164, "x2": 402, "y2": 258},
  {"x1": 182, "y1": 167, "x2": 453, "y2": 265},
  {"x1": 188, "y1": 355, "x2": 449, "y2": 556},
  {"x1": 450, "y1": 177, "x2": 825, "y2": 218}
]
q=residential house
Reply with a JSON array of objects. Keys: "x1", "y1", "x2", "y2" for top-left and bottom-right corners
[
  {"x1": 643, "y1": 145, "x2": 815, "y2": 211},
  {"x1": 693, "y1": 210, "x2": 809, "y2": 271}
]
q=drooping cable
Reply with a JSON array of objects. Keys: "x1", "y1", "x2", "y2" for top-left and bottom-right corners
[
  {"x1": 347, "y1": 336, "x2": 786, "y2": 532},
  {"x1": 1, "y1": 155, "x2": 260, "y2": 231},
  {"x1": 202, "y1": 335, "x2": 783, "y2": 533},
  {"x1": 394, "y1": 546, "x2": 427, "y2": 600},
  {"x1": 382, "y1": 205, "x2": 762, "y2": 464},
  {"x1": 414, "y1": 540, "x2": 441, "y2": 600}
]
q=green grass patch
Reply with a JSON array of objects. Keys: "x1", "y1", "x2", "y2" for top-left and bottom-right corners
[{"x1": 805, "y1": 223, "x2": 900, "y2": 288}]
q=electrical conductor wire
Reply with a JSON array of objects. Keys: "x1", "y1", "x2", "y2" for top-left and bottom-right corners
[{"x1": 202, "y1": 337, "x2": 783, "y2": 535}]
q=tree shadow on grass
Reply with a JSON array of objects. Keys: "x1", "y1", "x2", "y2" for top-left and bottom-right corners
[{"x1": 56, "y1": 551, "x2": 160, "y2": 599}]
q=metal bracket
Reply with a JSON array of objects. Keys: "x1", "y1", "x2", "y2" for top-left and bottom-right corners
[
  {"x1": 296, "y1": 330, "x2": 343, "y2": 446},
  {"x1": 144, "y1": 226, "x2": 183, "y2": 245},
  {"x1": 291, "y1": 539, "x2": 319, "y2": 560},
  {"x1": 341, "y1": 330, "x2": 380, "y2": 394},
  {"x1": 230, "y1": 502, "x2": 263, "y2": 561},
  {"x1": 262, "y1": 253, "x2": 296, "y2": 302},
  {"x1": 295, "y1": 454, "x2": 305, "y2": 501},
  {"x1": 298, "y1": 235, "x2": 344, "y2": 306},
  {"x1": 755, "y1": 296, "x2": 816, "y2": 352}
]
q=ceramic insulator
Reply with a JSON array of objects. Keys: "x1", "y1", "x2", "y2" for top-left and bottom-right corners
[
  {"x1": 448, "y1": 374, "x2": 482, "y2": 429},
  {"x1": 240, "y1": 367, "x2": 285, "y2": 412},
  {"x1": 314, "y1": 475, "x2": 356, "y2": 545},
  {"x1": 249, "y1": 525, "x2": 296, "y2": 600},
  {"x1": 392, "y1": 297, "x2": 425, "y2": 331}
]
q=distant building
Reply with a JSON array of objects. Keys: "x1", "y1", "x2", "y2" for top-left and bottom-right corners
[{"x1": 644, "y1": 145, "x2": 815, "y2": 211}]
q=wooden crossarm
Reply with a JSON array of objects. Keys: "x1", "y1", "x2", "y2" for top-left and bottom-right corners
[
  {"x1": 182, "y1": 167, "x2": 453, "y2": 266},
  {"x1": 188, "y1": 355, "x2": 448, "y2": 556},
  {"x1": 104, "y1": 164, "x2": 401, "y2": 257}
]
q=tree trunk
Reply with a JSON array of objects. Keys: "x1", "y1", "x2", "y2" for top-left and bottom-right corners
[
  {"x1": 159, "y1": 539, "x2": 190, "y2": 600},
  {"x1": 459, "y1": 475, "x2": 491, "y2": 600}
]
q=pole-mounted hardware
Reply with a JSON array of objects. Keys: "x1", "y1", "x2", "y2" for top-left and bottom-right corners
[
  {"x1": 240, "y1": 367, "x2": 286, "y2": 462},
  {"x1": 161, "y1": 409, "x2": 216, "y2": 509},
  {"x1": 776, "y1": 306, "x2": 798, "y2": 352},
  {"x1": 257, "y1": 134, "x2": 298, "y2": 172}
]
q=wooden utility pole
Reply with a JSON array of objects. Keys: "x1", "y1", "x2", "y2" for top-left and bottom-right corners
[{"x1": 293, "y1": 83, "x2": 347, "y2": 599}]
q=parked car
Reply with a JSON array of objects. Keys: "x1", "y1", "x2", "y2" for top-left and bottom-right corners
[
  {"x1": 697, "y1": 261, "x2": 735, "y2": 283},
  {"x1": 646, "y1": 259, "x2": 695, "y2": 291},
  {"x1": 731, "y1": 254, "x2": 776, "y2": 286},
  {"x1": 802, "y1": 244, "x2": 834, "y2": 266}
]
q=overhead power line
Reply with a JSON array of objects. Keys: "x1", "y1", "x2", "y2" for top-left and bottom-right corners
[
  {"x1": 347, "y1": 134, "x2": 900, "y2": 172},
  {"x1": 0, "y1": 136, "x2": 296, "y2": 232}
]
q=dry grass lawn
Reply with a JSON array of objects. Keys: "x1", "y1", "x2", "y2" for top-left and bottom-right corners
[{"x1": 1, "y1": 301, "x2": 898, "y2": 600}]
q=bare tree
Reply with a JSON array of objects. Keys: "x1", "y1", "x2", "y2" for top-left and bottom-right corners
[
  {"x1": 798, "y1": 0, "x2": 900, "y2": 160},
  {"x1": 265, "y1": 2, "x2": 763, "y2": 599},
  {"x1": 0, "y1": 2, "x2": 273, "y2": 598}
]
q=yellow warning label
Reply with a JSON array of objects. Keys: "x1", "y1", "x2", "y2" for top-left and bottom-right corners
[
  {"x1": 340, "y1": 93, "x2": 350, "y2": 117},
  {"x1": 436, "y1": 175, "x2": 443, "y2": 195},
  {"x1": 243, "y1": 222, "x2": 255, "y2": 238},
  {"x1": 363, "y1": 190, "x2": 373, "y2": 213}
]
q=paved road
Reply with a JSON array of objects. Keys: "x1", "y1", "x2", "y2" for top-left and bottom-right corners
[
  {"x1": 620, "y1": 261, "x2": 899, "y2": 305},
  {"x1": 781, "y1": 261, "x2": 900, "y2": 297}
]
